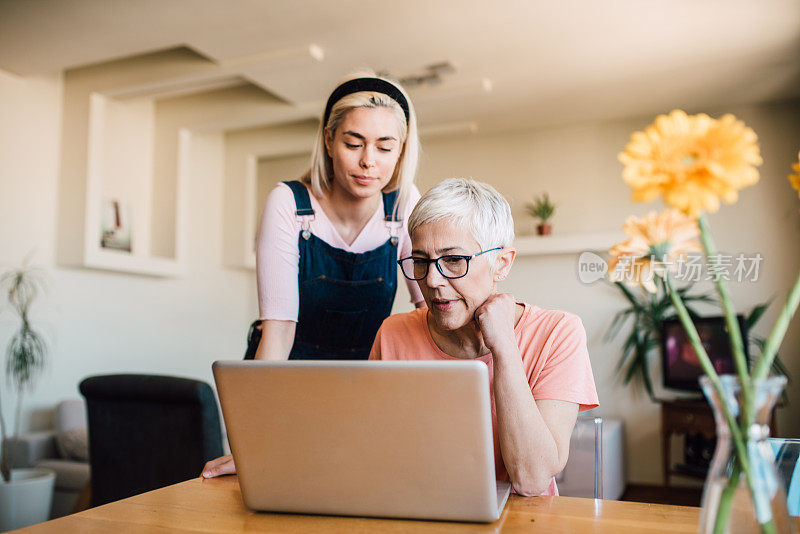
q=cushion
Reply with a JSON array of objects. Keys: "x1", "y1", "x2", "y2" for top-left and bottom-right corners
[
  {"x1": 36, "y1": 459, "x2": 90, "y2": 491},
  {"x1": 55, "y1": 399, "x2": 87, "y2": 433},
  {"x1": 55, "y1": 427, "x2": 89, "y2": 461}
]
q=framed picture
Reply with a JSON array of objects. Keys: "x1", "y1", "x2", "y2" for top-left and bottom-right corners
[{"x1": 100, "y1": 199, "x2": 132, "y2": 252}]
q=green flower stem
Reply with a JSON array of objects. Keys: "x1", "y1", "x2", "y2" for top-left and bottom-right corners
[
  {"x1": 697, "y1": 214, "x2": 753, "y2": 424},
  {"x1": 666, "y1": 273, "x2": 777, "y2": 533},
  {"x1": 753, "y1": 270, "x2": 800, "y2": 380},
  {"x1": 713, "y1": 462, "x2": 740, "y2": 534}
]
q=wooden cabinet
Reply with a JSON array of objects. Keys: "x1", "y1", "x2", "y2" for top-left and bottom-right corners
[
  {"x1": 660, "y1": 398, "x2": 779, "y2": 487},
  {"x1": 660, "y1": 399, "x2": 716, "y2": 487}
]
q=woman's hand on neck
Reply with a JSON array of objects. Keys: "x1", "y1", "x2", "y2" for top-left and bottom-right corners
[{"x1": 426, "y1": 295, "x2": 524, "y2": 360}]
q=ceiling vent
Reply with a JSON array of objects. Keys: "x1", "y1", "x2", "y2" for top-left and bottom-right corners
[{"x1": 379, "y1": 62, "x2": 456, "y2": 88}]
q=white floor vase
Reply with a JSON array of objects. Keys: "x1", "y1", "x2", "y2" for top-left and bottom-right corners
[{"x1": 0, "y1": 468, "x2": 56, "y2": 532}]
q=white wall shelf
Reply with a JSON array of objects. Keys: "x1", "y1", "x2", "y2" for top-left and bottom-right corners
[
  {"x1": 83, "y1": 248, "x2": 185, "y2": 277},
  {"x1": 514, "y1": 232, "x2": 622, "y2": 256}
]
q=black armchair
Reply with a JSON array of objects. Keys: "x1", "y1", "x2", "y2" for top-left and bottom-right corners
[{"x1": 79, "y1": 374, "x2": 223, "y2": 506}]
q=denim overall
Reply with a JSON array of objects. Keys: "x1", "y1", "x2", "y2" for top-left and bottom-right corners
[{"x1": 244, "y1": 180, "x2": 399, "y2": 360}]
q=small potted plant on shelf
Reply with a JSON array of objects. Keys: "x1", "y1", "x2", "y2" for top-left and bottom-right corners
[
  {"x1": 526, "y1": 192, "x2": 556, "y2": 236},
  {"x1": 0, "y1": 262, "x2": 55, "y2": 531}
]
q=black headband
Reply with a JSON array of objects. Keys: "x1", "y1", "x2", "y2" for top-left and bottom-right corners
[{"x1": 323, "y1": 77, "x2": 410, "y2": 127}]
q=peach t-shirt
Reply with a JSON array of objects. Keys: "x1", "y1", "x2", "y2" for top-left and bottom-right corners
[{"x1": 369, "y1": 303, "x2": 599, "y2": 496}]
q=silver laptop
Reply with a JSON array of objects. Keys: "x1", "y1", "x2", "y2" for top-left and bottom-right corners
[{"x1": 212, "y1": 360, "x2": 512, "y2": 523}]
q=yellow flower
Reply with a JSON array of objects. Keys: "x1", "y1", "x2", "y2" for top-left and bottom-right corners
[
  {"x1": 607, "y1": 209, "x2": 702, "y2": 293},
  {"x1": 619, "y1": 110, "x2": 762, "y2": 218},
  {"x1": 790, "y1": 150, "x2": 800, "y2": 201}
]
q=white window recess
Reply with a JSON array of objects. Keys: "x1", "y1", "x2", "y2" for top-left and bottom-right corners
[{"x1": 80, "y1": 93, "x2": 189, "y2": 277}]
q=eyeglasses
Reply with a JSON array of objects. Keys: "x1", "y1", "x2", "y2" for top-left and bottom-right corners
[{"x1": 397, "y1": 247, "x2": 502, "y2": 281}]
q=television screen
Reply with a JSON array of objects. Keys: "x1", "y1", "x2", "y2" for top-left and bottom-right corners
[{"x1": 660, "y1": 315, "x2": 748, "y2": 392}]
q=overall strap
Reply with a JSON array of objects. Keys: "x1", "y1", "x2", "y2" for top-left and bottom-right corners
[
  {"x1": 382, "y1": 189, "x2": 400, "y2": 222},
  {"x1": 282, "y1": 180, "x2": 315, "y2": 216}
]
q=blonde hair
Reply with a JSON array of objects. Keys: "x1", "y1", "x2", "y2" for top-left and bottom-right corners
[{"x1": 302, "y1": 72, "x2": 420, "y2": 219}]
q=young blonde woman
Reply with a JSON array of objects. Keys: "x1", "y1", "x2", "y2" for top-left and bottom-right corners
[
  {"x1": 244, "y1": 74, "x2": 425, "y2": 361},
  {"x1": 204, "y1": 75, "x2": 426, "y2": 478}
]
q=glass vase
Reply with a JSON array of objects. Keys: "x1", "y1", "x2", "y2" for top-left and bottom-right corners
[{"x1": 699, "y1": 375, "x2": 793, "y2": 534}]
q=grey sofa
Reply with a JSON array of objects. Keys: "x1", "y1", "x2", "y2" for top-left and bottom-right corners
[{"x1": 7, "y1": 399, "x2": 90, "y2": 518}]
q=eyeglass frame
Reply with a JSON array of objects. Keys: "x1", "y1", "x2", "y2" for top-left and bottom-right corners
[{"x1": 397, "y1": 247, "x2": 503, "y2": 281}]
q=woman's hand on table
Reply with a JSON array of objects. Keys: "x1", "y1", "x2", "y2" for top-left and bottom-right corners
[{"x1": 201, "y1": 454, "x2": 236, "y2": 478}]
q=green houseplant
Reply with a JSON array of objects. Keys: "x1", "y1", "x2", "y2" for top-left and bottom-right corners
[
  {"x1": 0, "y1": 264, "x2": 55, "y2": 530},
  {"x1": 605, "y1": 280, "x2": 789, "y2": 402},
  {"x1": 526, "y1": 193, "x2": 556, "y2": 235},
  {"x1": 605, "y1": 280, "x2": 713, "y2": 400}
]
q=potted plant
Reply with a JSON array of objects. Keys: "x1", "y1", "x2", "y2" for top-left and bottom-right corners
[
  {"x1": 0, "y1": 264, "x2": 55, "y2": 531},
  {"x1": 526, "y1": 193, "x2": 556, "y2": 235},
  {"x1": 604, "y1": 278, "x2": 789, "y2": 402},
  {"x1": 604, "y1": 278, "x2": 713, "y2": 400}
]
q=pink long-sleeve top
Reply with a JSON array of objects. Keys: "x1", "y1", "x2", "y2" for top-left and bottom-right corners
[{"x1": 256, "y1": 182, "x2": 425, "y2": 321}]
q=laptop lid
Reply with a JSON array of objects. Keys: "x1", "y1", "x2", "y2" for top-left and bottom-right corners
[{"x1": 213, "y1": 360, "x2": 508, "y2": 523}]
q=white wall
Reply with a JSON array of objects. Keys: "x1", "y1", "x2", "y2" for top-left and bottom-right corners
[{"x1": 0, "y1": 69, "x2": 254, "y2": 430}]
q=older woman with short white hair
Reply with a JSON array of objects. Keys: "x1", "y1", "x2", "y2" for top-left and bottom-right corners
[{"x1": 370, "y1": 178, "x2": 598, "y2": 496}]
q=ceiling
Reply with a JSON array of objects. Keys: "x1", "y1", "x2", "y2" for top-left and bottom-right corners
[{"x1": 2, "y1": 0, "x2": 800, "y2": 132}]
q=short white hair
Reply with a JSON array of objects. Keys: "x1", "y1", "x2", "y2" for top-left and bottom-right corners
[{"x1": 408, "y1": 178, "x2": 515, "y2": 261}]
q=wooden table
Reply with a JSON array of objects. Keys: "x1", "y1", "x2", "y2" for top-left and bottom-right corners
[{"x1": 14, "y1": 476, "x2": 713, "y2": 533}]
